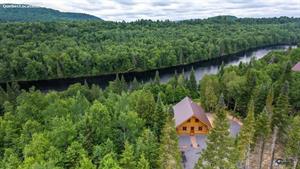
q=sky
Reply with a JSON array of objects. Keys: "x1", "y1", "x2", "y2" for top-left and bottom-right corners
[{"x1": 1, "y1": 0, "x2": 300, "y2": 21}]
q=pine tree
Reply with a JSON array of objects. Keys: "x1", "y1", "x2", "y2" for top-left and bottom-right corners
[
  {"x1": 108, "y1": 74, "x2": 122, "y2": 94},
  {"x1": 219, "y1": 62, "x2": 225, "y2": 78},
  {"x1": 153, "y1": 93, "x2": 168, "y2": 136},
  {"x1": 76, "y1": 156, "x2": 96, "y2": 169},
  {"x1": 265, "y1": 87, "x2": 274, "y2": 115},
  {"x1": 99, "y1": 153, "x2": 121, "y2": 169},
  {"x1": 157, "y1": 119, "x2": 183, "y2": 169},
  {"x1": 270, "y1": 81, "x2": 291, "y2": 169},
  {"x1": 195, "y1": 94, "x2": 238, "y2": 169},
  {"x1": 237, "y1": 99, "x2": 255, "y2": 169},
  {"x1": 187, "y1": 67, "x2": 198, "y2": 98},
  {"x1": 120, "y1": 75, "x2": 127, "y2": 92},
  {"x1": 154, "y1": 70, "x2": 160, "y2": 85},
  {"x1": 92, "y1": 139, "x2": 115, "y2": 167},
  {"x1": 131, "y1": 77, "x2": 140, "y2": 91},
  {"x1": 285, "y1": 116, "x2": 300, "y2": 169},
  {"x1": 136, "y1": 129, "x2": 159, "y2": 169},
  {"x1": 272, "y1": 81, "x2": 290, "y2": 131},
  {"x1": 136, "y1": 153, "x2": 150, "y2": 169},
  {"x1": 120, "y1": 141, "x2": 136, "y2": 169},
  {"x1": 255, "y1": 108, "x2": 271, "y2": 169}
]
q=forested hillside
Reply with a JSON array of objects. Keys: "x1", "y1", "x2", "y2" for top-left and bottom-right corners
[
  {"x1": 0, "y1": 46, "x2": 299, "y2": 168},
  {"x1": 1, "y1": 17, "x2": 300, "y2": 82},
  {"x1": 0, "y1": 4, "x2": 101, "y2": 22}
]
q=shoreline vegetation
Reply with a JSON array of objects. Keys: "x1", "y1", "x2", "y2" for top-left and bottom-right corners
[
  {"x1": 1, "y1": 16, "x2": 300, "y2": 83},
  {"x1": 0, "y1": 43, "x2": 294, "y2": 85}
]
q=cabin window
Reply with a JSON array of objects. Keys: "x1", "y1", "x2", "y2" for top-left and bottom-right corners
[
  {"x1": 191, "y1": 127, "x2": 194, "y2": 131},
  {"x1": 195, "y1": 119, "x2": 199, "y2": 122},
  {"x1": 183, "y1": 127, "x2": 187, "y2": 131},
  {"x1": 187, "y1": 119, "x2": 191, "y2": 123},
  {"x1": 198, "y1": 127, "x2": 202, "y2": 131}
]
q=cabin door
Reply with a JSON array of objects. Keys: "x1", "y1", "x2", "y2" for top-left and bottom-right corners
[{"x1": 190, "y1": 127, "x2": 195, "y2": 135}]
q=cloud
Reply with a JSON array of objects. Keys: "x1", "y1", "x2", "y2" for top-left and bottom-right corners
[{"x1": 1, "y1": 0, "x2": 300, "y2": 21}]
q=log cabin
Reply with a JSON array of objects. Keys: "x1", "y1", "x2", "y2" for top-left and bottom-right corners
[
  {"x1": 173, "y1": 97, "x2": 212, "y2": 135},
  {"x1": 292, "y1": 62, "x2": 300, "y2": 72}
]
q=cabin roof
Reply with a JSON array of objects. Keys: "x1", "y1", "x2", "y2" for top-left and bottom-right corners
[
  {"x1": 173, "y1": 97, "x2": 212, "y2": 128},
  {"x1": 292, "y1": 62, "x2": 300, "y2": 72}
]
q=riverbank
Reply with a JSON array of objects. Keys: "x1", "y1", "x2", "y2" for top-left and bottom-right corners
[{"x1": 0, "y1": 44, "x2": 295, "y2": 91}]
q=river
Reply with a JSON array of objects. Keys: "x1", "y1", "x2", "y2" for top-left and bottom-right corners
[
  {"x1": 0, "y1": 45, "x2": 296, "y2": 91},
  {"x1": 160, "y1": 45, "x2": 296, "y2": 83}
]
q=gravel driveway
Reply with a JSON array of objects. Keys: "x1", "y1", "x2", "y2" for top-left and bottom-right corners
[{"x1": 179, "y1": 119, "x2": 241, "y2": 169}]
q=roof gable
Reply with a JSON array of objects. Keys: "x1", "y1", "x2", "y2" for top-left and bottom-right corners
[
  {"x1": 292, "y1": 62, "x2": 300, "y2": 72},
  {"x1": 173, "y1": 97, "x2": 212, "y2": 128}
]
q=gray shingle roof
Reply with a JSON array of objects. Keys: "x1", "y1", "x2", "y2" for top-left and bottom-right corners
[
  {"x1": 173, "y1": 97, "x2": 212, "y2": 128},
  {"x1": 292, "y1": 62, "x2": 300, "y2": 72}
]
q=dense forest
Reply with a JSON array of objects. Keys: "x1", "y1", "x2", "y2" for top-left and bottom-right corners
[
  {"x1": 0, "y1": 45, "x2": 299, "y2": 168},
  {"x1": 1, "y1": 16, "x2": 300, "y2": 82},
  {"x1": 0, "y1": 4, "x2": 101, "y2": 22}
]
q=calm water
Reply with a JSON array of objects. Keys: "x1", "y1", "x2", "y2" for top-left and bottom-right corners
[
  {"x1": 159, "y1": 45, "x2": 296, "y2": 83},
  {"x1": 1, "y1": 45, "x2": 295, "y2": 91}
]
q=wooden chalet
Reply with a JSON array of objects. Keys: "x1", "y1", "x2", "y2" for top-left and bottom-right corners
[{"x1": 173, "y1": 97, "x2": 212, "y2": 135}]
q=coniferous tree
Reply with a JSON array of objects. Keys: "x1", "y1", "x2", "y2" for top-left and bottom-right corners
[
  {"x1": 195, "y1": 94, "x2": 238, "y2": 169},
  {"x1": 153, "y1": 93, "x2": 168, "y2": 136},
  {"x1": 131, "y1": 77, "x2": 140, "y2": 91},
  {"x1": 120, "y1": 141, "x2": 136, "y2": 169},
  {"x1": 237, "y1": 99, "x2": 255, "y2": 169},
  {"x1": 157, "y1": 119, "x2": 183, "y2": 169},
  {"x1": 76, "y1": 156, "x2": 96, "y2": 169},
  {"x1": 154, "y1": 71, "x2": 160, "y2": 85},
  {"x1": 108, "y1": 74, "x2": 122, "y2": 94},
  {"x1": 270, "y1": 81, "x2": 291, "y2": 169},
  {"x1": 265, "y1": 87, "x2": 274, "y2": 115},
  {"x1": 187, "y1": 67, "x2": 198, "y2": 98},
  {"x1": 136, "y1": 153, "x2": 150, "y2": 169},
  {"x1": 255, "y1": 108, "x2": 271, "y2": 169},
  {"x1": 219, "y1": 62, "x2": 225, "y2": 78},
  {"x1": 285, "y1": 116, "x2": 300, "y2": 169},
  {"x1": 92, "y1": 139, "x2": 115, "y2": 167},
  {"x1": 135, "y1": 90, "x2": 156, "y2": 127},
  {"x1": 99, "y1": 153, "x2": 121, "y2": 169},
  {"x1": 136, "y1": 129, "x2": 159, "y2": 169},
  {"x1": 272, "y1": 81, "x2": 290, "y2": 131},
  {"x1": 120, "y1": 75, "x2": 127, "y2": 92}
]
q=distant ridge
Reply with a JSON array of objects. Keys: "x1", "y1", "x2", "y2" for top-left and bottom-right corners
[{"x1": 0, "y1": 4, "x2": 101, "y2": 22}]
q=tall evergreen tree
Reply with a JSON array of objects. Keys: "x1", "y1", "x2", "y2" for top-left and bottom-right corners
[
  {"x1": 187, "y1": 67, "x2": 198, "y2": 98},
  {"x1": 92, "y1": 139, "x2": 115, "y2": 167},
  {"x1": 195, "y1": 94, "x2": 238, "y2": 169},
  {"x1": 131, "y1": 77, "x2": 140, "y2": 91},
  {"x1": 285, "y1": 116, "x2": 300, "y2": 169},
  {"x1": 265, "y1": 87, "x2": 274, "y2": 115},
  {"x1": 136, "y1": 153, "x2": 150, "y2": 169},
  {"x1": 157, "y1": 119, "x2": 183, "y2": 169},
  {"x1": 76, "y1": 156, "x2": 96, "y2": 169},
  {"x1": 255, "y1": 108, "x2": 271, "y2": 169},
  {"x1": 136, "y1": 129, "x2": 159, "y2": 169},
  {"x1": 120, "y1": 141, "x2": 136, "y2": 169},
  {"x1": 154, "y1": 71, "x2": 160, "y2": 85},
  {"x1": 153, "y1": 93, "x2": 168, "y2": 136},
  {"x1": 237, "y1": 99, "x2": 255, "y2": 169},
  {"x1": 270, "y1": 81, "x2": 291, "y2": 169},
  {"x1": 272, "y1": 81, "x2": 291, "y2": 131},
  {"x1": 120, "y1": 75, "x2": 127, "y2": 92},
  {"x1": 108, "y1": 74, "x2": 122, "y2": 94},
  {"x1": 99, "y1": 153, "x2": 121, "y2": 169}
]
